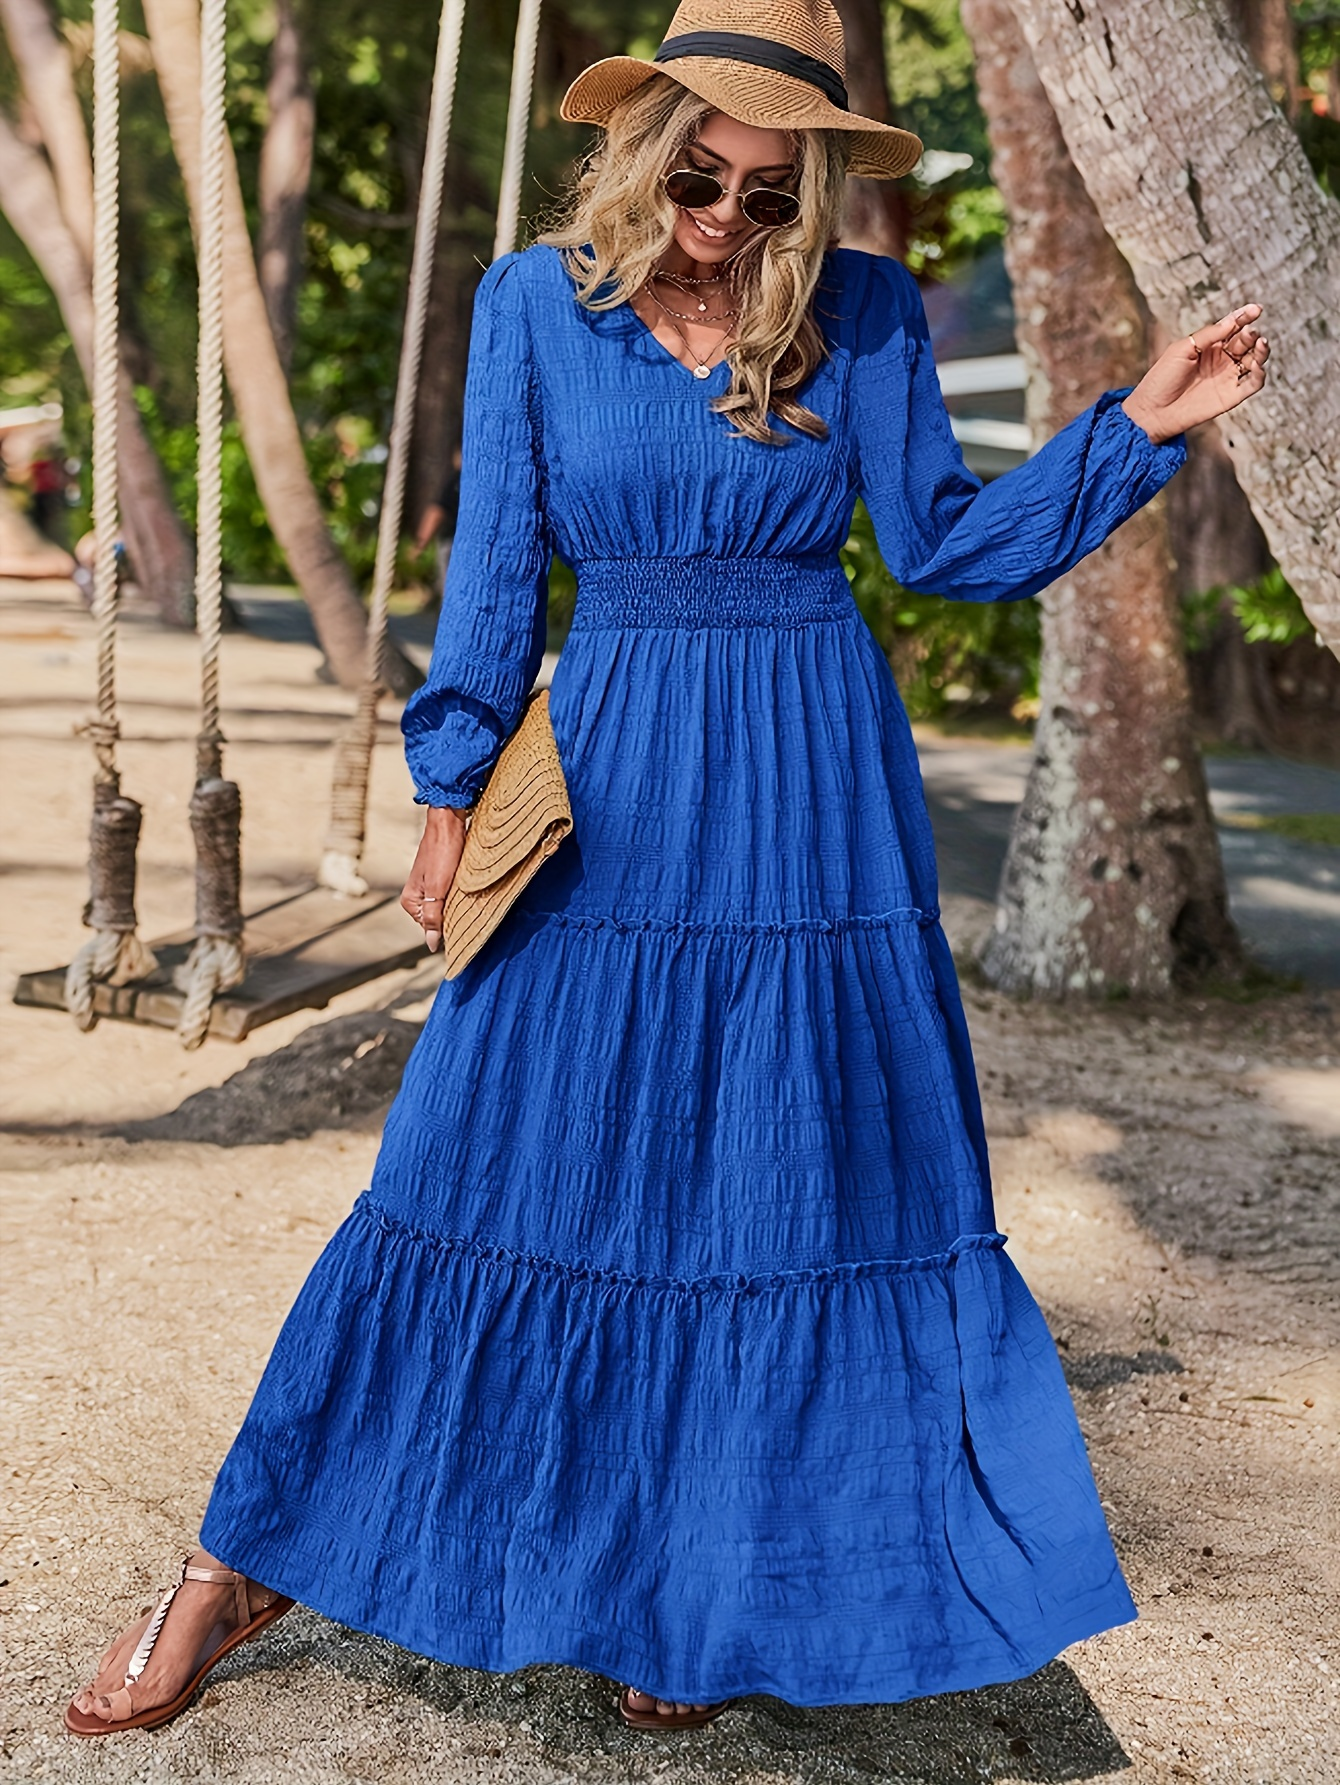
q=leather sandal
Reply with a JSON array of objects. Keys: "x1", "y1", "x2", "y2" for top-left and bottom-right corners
[
  {"x1": 618, "y1": 1684, "x2": 735, "y2": 1729},
  {"x1": 64, "y1": 1557, "x2": 294, "y2": 1737}
]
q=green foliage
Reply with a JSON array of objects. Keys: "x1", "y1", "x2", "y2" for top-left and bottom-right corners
[
  {"x1": 1292, "y1": 2, "x2": 1340, "y2": 192},
  {"x1": 1231, "y1": 567, "x2": 1315, "y2": 646},
  {"x1": 133, "y1": 388, "x2": 274, "y2": 579},
  {"x1": 0, "y1": 225, "x2": 71, "y2": 399},
  {"x1": 888, "y1": 0, "x2": 1007, "y2": 279},
  {"x1": 1294, "y1": 106, "x2": 1340, "y2": 194},
  {"x1": 134, "y1": 388, "x2": 421, "y2": 584},
  {"x1": 888, "y1": 0, "x2": 989, "y2": 165},
  {"x1": 904, "y1": 181, "x2": 1007, "y2": 279},
  {"x1": 1183, "y1": 567, "x2": 1315, "y2": 654},
  {"x1": 546, "y1": 556, "x2": 579, "y2": 654},
  {"x1": 840, "y1": 501, "x2": 1040, "y2": 721}
]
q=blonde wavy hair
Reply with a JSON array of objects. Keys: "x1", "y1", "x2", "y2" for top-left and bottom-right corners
[{"x1": 536, "y1": 75, "x2": 851, "y2": 446}]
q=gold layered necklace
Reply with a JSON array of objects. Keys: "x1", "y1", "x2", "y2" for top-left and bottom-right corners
[{"x1": 642, "y1": 268, "x2": 739, "y2": 380}]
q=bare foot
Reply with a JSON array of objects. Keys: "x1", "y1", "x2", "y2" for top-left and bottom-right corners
[
  {"x1": 69, "y1": 1547, "x2": 281, "y2": 1728},
  {"x1": 625, "y1": 1686, "x2": 711, "y2": 1717}
]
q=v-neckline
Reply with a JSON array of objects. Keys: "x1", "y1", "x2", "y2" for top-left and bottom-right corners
[
  {"x1": 618, "y1": 301, "x2": 732, "y2": 385},
  {"x1": 557, "y1": 245, "x2": 732, "y2": 384}
]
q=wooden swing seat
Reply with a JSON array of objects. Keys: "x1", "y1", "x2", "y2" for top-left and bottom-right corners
[{"x1": 13, "y1": 885, "x2": 427, "y2": 1042}]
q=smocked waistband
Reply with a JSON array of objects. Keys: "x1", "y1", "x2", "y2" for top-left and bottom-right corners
[{"x1": 568, "y1": 555, "x2": 855, "y2": 629}]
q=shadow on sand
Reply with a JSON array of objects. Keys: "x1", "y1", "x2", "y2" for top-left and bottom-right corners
[{"x1": 214, "y1": 1607, "x2": 1130, "y2": 1782}]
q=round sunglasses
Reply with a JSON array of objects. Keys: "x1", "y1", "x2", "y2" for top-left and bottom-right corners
[{"x1": 662, "y1": 166, "x2": 801, "y2": 230}]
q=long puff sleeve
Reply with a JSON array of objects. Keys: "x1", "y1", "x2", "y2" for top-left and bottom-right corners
[
  {"x1": 400, "y1": 251, "x2": 551, "y2": 807},
  {"x1": 848, "y1": 254, "x2": 1186, "y2": 603}
]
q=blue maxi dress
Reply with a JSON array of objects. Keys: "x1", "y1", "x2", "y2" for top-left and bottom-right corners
[{"x1": 201, "y1": 242, "x2": 1186, "y2": 1707}]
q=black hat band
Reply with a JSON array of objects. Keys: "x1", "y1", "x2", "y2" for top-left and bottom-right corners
[{"x1": 653, "y1": 30, "x2": 850, "y2": 111}]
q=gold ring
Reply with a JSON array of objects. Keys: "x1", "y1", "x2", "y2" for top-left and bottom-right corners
[{"x1": 1188, "y1": 335, "x2": 1202, "y2": 358}]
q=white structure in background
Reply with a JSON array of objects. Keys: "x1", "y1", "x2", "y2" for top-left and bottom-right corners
[
  {"x1": 934, "y1": 354, "x2": 1031, "y2": 458},
  {"x1": 0, "y1": 402, "x2": 63, "y2": 433}
]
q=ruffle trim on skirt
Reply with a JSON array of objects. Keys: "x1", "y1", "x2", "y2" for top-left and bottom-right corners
[
  {"x1": 200, "y1": 1196, "x2": 1136, "y2": 1706},
  {"x1": 357, "y1": 1195, "x2": 1003, "y2": 1296}
]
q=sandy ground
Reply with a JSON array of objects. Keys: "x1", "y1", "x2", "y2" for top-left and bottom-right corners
[{"x1": 2, "y1": 577, "x2": 1338, "y2": 1784}]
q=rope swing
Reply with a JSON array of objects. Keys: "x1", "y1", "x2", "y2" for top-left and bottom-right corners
[
  {"x1": 25, "y1": 0, "x2": 546, "y2": 1039},
  {"x1": 172, "y1": 0, "x2": 244, "y2": 1049},
  {"x1": 320, "y1": 0, "x2": 539, "y2": 896},
  {"x1": 319, "y1": 0, "x2": 470, "y2": 897},
  {"x1": 494, "y1": 0, "x2": 544, "y2": 262},
  {"x1": 64, "y1": 0, "x2": 158, "y2": 1030}
]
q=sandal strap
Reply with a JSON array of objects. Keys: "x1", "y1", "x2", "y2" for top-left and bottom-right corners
[
  {"x1": 101, "y1": 1685, "x2": 135, "y2": 1723},
  {"x1": 185, "y1": 1562, "x2": 250, "y2": 1628},
  {"x1": 122, "y1": 1557, "x2": 252, "y2": 1688},
  {"x1": 123, "y1": 1562, "x2": 187, "y2": 1685}
]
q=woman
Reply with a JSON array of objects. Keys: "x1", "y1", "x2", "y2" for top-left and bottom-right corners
[{"x1": 66, "y1": 0, "x2": 1269, "y2": 1739}]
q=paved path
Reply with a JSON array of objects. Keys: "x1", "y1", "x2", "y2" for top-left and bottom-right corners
[{"x1": 916, "y1": 733, "x2": 1340, "y2": 988}]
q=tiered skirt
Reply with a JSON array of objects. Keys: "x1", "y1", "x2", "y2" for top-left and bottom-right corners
[{"x1": 201, "y1": 557, "x2": 1135, "y2": 1704}]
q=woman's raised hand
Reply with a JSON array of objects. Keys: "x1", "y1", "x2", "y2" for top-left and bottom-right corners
[
  {"x1": 1121, "y1": 304, "x2": 1269, "y2": 446},
  {"x1": 400, "y1": 806, "x2": 468, "y2": 952}
]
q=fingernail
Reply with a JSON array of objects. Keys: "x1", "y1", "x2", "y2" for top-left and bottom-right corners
[{"x1": 427, "y1": 933, "x2": 441, "y2": 952}]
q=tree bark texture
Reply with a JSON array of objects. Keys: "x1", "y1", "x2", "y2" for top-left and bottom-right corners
[
  {"x1": 256, "y1": 0, "x2": 314, "y2": 374},
  {"x1": 963, "y1": 0, "x2": 1242, "y2": 998},
  {"x1": 141, "y1": 0, "x2": 420, "y2": 696},
  {"x1": 408, "y1": 216, "x2": 484, "y2": 532},
  {"x1": 0, "y1": 0, "x2": 197, "y2": 622},
  {"x1": 832, "y1": 0, "x2": 908, "y2": 259},
  {"x1": 1004, "y1": 0, "x2": 1340, "y2": 661},
  {"x1": 1162, "y1": 0, "x2": 1311, "y2": 752},
  {"x1": 0, "y1": 110, "x2": 196, "y2": 622},
  {"x1": 0, "y1": 0, "x2": 94, "y2": 245}
]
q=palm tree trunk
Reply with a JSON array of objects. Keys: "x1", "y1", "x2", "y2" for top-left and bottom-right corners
[
  {"x1": 1164, "y1": 0, "x2": 1294, "y2": 749},
  {"x1": 0, "y1": 110, "x2": 196, "y2": 624},
  {"x1": 1004, "y1": 0, "x2": 1340, "y2": 660},
  {"x1": 832, "y1": 0, "x2": 908, "y2": 260},
  {"x1": 0, "y1": 0, "x2": 196, "y2": 624},
  {"x1": 0, "y1": 0, "x2": 94, "y2": 243},
  {"x1": 963, "y1": 0, "x2": 1242, "y2": 997},
  {"x1": 256, "y1": 0, "x2": 314, "y2": 374},
  {"x1": 1229, "y1": 0, "x2": 1299, "y2": 116},
  {"x1": 141, "y1": 0, "x2": 420, "y2": 695}
]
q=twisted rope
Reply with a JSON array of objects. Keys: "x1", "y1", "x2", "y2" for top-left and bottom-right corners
[
  {"x1": 90, "y1": 0, "x2": 120, "y2": 780},
  {"x1": 319, "y1": 0, "x2": 468, "y2": 897},
  {"x1": 174, "y1": 0, "x2": 243, "y2": 1048},
  {"x1": 493, "y1": 0, "x2": 543, "y2": 262},
  {"x1": 66, "y1": 0, "x2": 157, "y2": 1031}
]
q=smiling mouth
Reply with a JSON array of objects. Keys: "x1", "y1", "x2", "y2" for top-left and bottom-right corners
[{"x1": 688, "y1": 215, "x2": 745, "y2": 241}]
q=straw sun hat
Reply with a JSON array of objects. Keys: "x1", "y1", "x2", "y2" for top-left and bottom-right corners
[{"x1": 559, "y1": 0, "x2": 923, "y2": 181}]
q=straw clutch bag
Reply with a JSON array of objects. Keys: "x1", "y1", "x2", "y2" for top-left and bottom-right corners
[{"x1": 440, "y1": 687, "x2": 573, "y2": 979}]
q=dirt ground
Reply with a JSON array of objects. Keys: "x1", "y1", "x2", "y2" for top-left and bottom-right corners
[{"x1": 1, "y1": 576, "x2": 1337, "y2": 1785}]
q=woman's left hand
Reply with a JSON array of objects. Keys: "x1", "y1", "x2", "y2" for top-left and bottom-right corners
[{"x1": 1121, "y1": 304, "x2": 1270, "y2": 445}]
